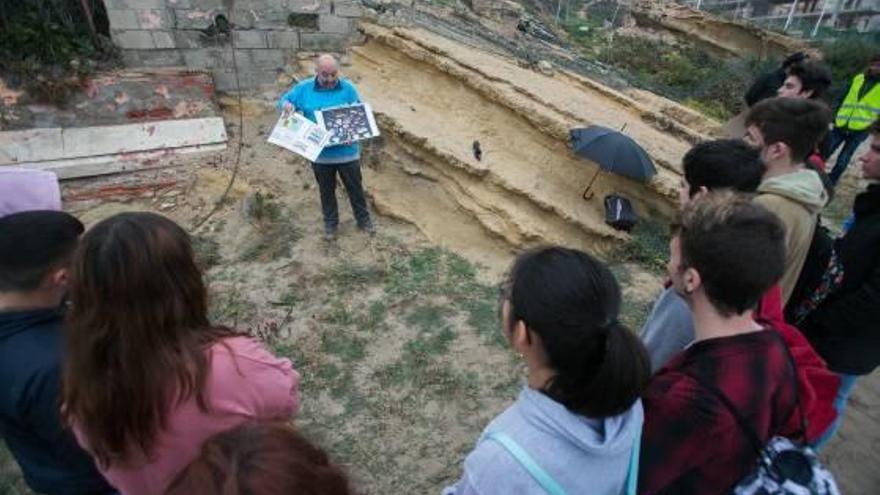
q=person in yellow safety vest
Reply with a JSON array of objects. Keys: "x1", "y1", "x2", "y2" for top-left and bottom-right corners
[{"x1": 823, "y1": 55, "x2": 880, "y2": 185}]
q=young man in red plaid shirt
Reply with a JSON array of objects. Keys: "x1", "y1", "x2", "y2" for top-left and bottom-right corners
[{"x1": 639, "y1": 194, "x2": 801, "y2": 494}]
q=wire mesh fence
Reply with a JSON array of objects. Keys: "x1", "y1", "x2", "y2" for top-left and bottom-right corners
[{"x1": 672, "y1": 0, "x2": 880, "y2": 41}]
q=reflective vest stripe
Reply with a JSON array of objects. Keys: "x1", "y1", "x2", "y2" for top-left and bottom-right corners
[
  {"x1": 839, "y1": 104, "x2": 880, "y2": 113},
  {"x1": 841, "y1": 116, "x2": 876, "y2": 123},
  {"x1": 836, "y1": 73, "x2": 880, "y2": 131}
]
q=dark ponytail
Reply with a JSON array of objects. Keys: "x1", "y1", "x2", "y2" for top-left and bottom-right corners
[{"x1": 507, "y1": 247, "x2": 651, "y2": 417}]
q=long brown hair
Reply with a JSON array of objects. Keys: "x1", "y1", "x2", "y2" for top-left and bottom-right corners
[
  {"x1": 62, "y1": 212, "x2": 235, "y2": 467},
  {"x1": 166, "y1": 421, "x2": 352, "y2": 495}
]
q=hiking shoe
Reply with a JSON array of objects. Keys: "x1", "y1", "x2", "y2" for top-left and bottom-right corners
[
  {"x1": 323, "y1": 228, "x2": 338, "y2": 242},
  {"x1": 358, "y1": 222, "x2": 376, "y2": 236}
]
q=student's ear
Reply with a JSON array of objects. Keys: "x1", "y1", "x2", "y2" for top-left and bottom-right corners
[
  {"x1": 768, "y1": 142, "x2": 790, "y2": 162},
  {"x1": 509, "y1": 320, "x2": 532, "y2": 354},
  {"x1": 683, "y1": 267, "x2": 702, "y2": 295},
  {"x1": 802, "y1": 89, "x2": 815, "y2": 99},
  {"x1": 49, "y1": 268, "x2": 70, "y2": 290}
]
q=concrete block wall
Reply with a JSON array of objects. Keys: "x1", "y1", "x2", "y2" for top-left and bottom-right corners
[{"x1": 104, "y1": 0, "x2": 363, "y2": 91}]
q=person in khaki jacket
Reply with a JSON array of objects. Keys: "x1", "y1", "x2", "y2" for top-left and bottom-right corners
[{"x1": 744, "y1": 98, "x2": 832, "y2": 304}]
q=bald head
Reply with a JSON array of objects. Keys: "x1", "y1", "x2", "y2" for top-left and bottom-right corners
[
  {"x1": 315, "y1": 54, "x2": 340, "y2": 88},
  {"x1": 316, "y1": 54, "x2": 338, "y2": 71}
]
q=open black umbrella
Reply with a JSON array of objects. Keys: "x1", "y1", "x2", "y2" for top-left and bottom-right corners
[{"x1": 570, "y1": 125, "x2": 656, "y2": 199}]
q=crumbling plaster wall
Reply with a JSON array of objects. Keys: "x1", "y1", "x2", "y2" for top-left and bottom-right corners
[{"x1": 104, "y1": 0, "x2": 363, "y2": 91}]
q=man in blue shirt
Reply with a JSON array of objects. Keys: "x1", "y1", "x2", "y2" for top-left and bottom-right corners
[{"x1": 278, "y1": 54, "x2": 374, "y2": 240}]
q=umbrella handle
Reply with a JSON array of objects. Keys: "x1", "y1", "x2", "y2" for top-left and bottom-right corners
[{"x1": 582, "y1": 167, "x2": 602, "y2": 201}]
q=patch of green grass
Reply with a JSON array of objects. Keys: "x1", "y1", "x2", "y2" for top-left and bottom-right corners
[
  {"x1": 611, "y1": 219, "x2": 670, "y2": 274},
  {"x1": 683, "y1": 98, "x2": 731, "y2": 123},
  {"x1": 561, "y1": 8, "x2": 779, "y2": 121},
  {"x1": 376, "y1": 354, "x2": 478, "y2": 399},
  {"x1": 562, "y1": 16, "x2": 607, "y2": 48},
  {"x1": 251, "y1": 191, "x2": 282, "y2": 222},
  {"x1": 324, "y1": 301, "x2": 355, "y2": 327},
  {"x1": 384, "y1": 248, "x2": 503, "y2": 345},
  {"x1": 239, "y1": 193, "x2": 302, "y2": 262},
  {"x1": 320, "y1": 332, "x2": 367, "y2": 362},
  {"x1": 386, "y1": 247, "x2": 444, "y2": 298},
  {"x1": 363, "y1": 301, "x2": 387, "y2": 330},
  {"x1": 405, "y1": 304, "x2": 455, "y2": 332},
  {"x1": 191, "y1": 234, "x2": 221, "y2": 270},
  {"x1": 328, "y1": 261, "x2": 386, "y2": 292},
  {"x1": 274, "y1": 341, "x2": 314, "y2": 375},
  {"x1": 594, "y1": 35, "x2": 742, "y2": 119},
  {"x1": 407, "y1": 326, "x2": 457, "y2": 356},
  {"x1": 376, "y1": 326, "x2": 457, "y2": 388},
  {"x1": 239, "y1": 223, "x2": 301, "y2": 262},
  {"x1": 446, "y1": 254, "x2": 478, "y2": 283},
  {"x1": 316, "y1": 362, "x2": 342, "y2": 383},
  {"x1": 264, "y1": 243, "x2": 525, "y2": 493},
  {"x1": 278, "y1": 284, "x2": 301, "y2": 307},
  {"x1": 314, "y1": 363, "x2": 354, "y2": 400},
  {"x1": 249, "y1": 320, "x2": 283, "y2": 347},
  {"x1": 456, "y1": 295, "x2": 503, "y2": 347},
  {"x1": 427, "y1": 367, "x2": 481, "y2": 399},
  {"x1": 209, "y1": 282, "x2": 257, "y2": 327}
]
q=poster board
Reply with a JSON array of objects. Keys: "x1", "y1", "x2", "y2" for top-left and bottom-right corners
[
  {"x1": 267, "y1": 109, "x2": 331, "y2": 162},
  {"x1": 315, "y1": 103, "x2": 380, "y2": 146}
]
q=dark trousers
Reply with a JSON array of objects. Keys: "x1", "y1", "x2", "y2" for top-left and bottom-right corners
[
  {"x1": 311, "y1": 159, "x2": 372, "y2": 232},
  {"x1": 824, "y1": 127, "x2": 869, "y2": 185}
]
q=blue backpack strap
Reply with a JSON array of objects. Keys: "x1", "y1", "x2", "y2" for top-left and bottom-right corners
[
  {"x1": 485, "y1": 431, "x2": 569, "y2": 495},
  {"x1": 623, "y1": 421, "x2": 642, "y2": 495}
]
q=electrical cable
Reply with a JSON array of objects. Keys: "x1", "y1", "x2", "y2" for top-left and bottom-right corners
[{"x1": 192, "y1": 24, "x2": 244, "y2": 232}]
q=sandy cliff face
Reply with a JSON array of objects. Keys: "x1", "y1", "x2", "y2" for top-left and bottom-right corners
[
  {"x1": 344, "y1": 23, "x2": 699, "y2": 264},
  {"x1": 629, "y1": 1, "x2": 809, "y2": 60}
]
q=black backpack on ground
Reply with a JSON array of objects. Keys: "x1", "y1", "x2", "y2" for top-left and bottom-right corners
[{"x1": 604, "y1": 194, "x2": 638, "y2": 232}]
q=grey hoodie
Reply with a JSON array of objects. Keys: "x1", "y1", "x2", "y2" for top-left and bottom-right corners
[
  {"x1": 443, "y1": 387, "x2": 642, "y2": 495},
  {"x1": 755, "y1": 168, "x2": 829, "y2": 303}
]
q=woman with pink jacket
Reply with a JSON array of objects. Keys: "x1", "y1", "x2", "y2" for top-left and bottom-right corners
[{"x1": 61, "y1": 212, "x2": 300, "y2": 495}]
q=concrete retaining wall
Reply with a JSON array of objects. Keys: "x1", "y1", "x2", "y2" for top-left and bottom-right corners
[{"x1": 104, "y1": 0, "x2": 363, "y2": 91}]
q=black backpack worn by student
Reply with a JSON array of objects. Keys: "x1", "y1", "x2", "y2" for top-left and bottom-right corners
[{"x1": 785, "y1": 217, "x2": 844, "y2": 325}]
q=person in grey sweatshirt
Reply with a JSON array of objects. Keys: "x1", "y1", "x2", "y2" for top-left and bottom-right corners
[
  {"x1": 641, "y1": 140, "x2": 765, "y2": 371},
  {"x1": 444, "y1": 247, "x2": 650, "y2": 495}
]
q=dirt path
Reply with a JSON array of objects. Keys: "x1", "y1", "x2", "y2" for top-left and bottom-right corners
[{"x1": 822, "y1": 373, "x2": 880, "y2": 494}]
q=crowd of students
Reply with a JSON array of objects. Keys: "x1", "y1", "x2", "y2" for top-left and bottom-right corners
[{"x1": 1, "y1": 61, "x2": 879, "y2": 495}]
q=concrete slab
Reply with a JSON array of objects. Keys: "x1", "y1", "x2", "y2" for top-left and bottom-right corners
[
  {"x1": 0, "y1": 128, "x2": 64, "y2": 163},
  {"x1": 65, "y1": 117, "x2": 227, "y2": 157},
  {"x1": 16, "y1": 143, "x2": 226, "y2": 180},
  {"x1": 1, "y1": 117, "x2": 227, "y2": 179}
]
